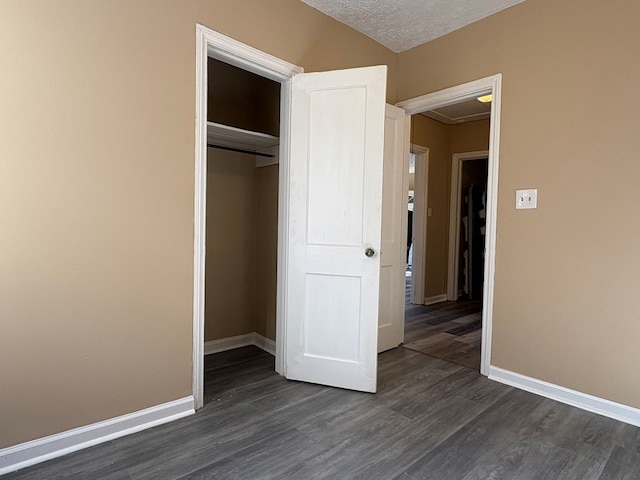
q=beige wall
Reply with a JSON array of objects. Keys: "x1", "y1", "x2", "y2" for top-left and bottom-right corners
[
  {"x1": 412, "y1": 115, "x2": 449, "y2": 298},
  {"x1": 0, "y1": 0, "x2": 196, "y2": 450},
  {"x1": 205, "y1": 149, "x2": 257, "y2": 341},
  {"x1": 398, "y1": 0, "x2": 640, "y2": 408},
  {"x1": 412, "y1": 117, "x2": 490, "y2": 298},
  {"x1": 449, "y1": 121, "x2": 491, "y2": 156},
  {"x1": 255, "y1": 165, "x2": 279, "y2": 341},
  {"x1": 0, "y1": 0, "x2": 395, "y2": 449},
  {"x1": 205, "y1": 154, "x2": 278, "y2": 343}
]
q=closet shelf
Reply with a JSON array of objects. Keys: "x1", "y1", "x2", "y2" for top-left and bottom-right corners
[{"x1": 207, "y1": 122, "x2": 279, "y2": 152}]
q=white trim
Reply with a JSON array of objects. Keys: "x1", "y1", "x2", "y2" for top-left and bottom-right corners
[
  {"x1": 396, "y1": 73, "x2": 502, "y2": 377},
  {"x1": 193, "y1": 23, "x2": 208, "y2": 413},
  {"x1": 0, "y1": 397, "x2": 194, "y2": 475},
  {"x1": 489, "y1": 367, "x2": 640, "y2": 428},
  {"x1": 482, "y1": 75, "x2": 502, "y2": 377},
  {"x1": 447, "y1": 150, "x2": 489, "y2": 301},
  {"x1": 396, "y1": 76, "x2": 497, "y2": 115},
  {"x1": 207, "y1": 122, "x2": 279, "y2": 150},
  {"x1": 423, "y1": 294, "x2": 448, "y2": 306},
  {"x1": 202, "y1": 26, "x2": 303, "y2": 82},
  {"x1": 253, "y1": 333, "x2": 276, "y2": 356},
  {"x1": 204, "y1": 333, "x2": 276, "y2": 356},
  {"x1": 204, "y1": 333, "x2": 256, "y2": 355},
  {"x1": 193, "y1": 25, "x2": 303, "y2": 409},
  {"x1": 410, "y1": 144, "x2": 429, "y2": 305},
  {"x1": 274, "y1": 77, "x2": 294, "y2": 376}
]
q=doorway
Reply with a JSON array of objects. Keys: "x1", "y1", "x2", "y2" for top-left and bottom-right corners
[
  {"x1": 402, "y1": 117, "x2": 489, "y2": 371},
  {"x1": 193, "y1": 25, "x2": 302, "y2": 409},
  {"x1": 202, "y1": 58, "x2": 282, "y2": 405},
  {"x1": 448, "y1": 151, "x2": 490, "y2": 302},
  {"x1": 396, "y1": 75, "x2": 501, "y2": 376},
  {"x1": 195, "y1": 25, "x2": 396, "y2": 406}
]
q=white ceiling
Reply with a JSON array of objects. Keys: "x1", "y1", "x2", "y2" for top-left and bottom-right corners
[
  {"x1": 300, "y1": 0, "x2": 526, "y2": 52},
  {"x1": 422, "y1": 97, "x2": 491, "y2": 125}
]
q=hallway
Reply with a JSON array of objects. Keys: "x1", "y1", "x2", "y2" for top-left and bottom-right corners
[{"x1": 403, "y1": 276, "x2": 482, "y2": 370}]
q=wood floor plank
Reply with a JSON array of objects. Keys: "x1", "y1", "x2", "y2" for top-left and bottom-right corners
[
  {"x1": 391, "y1": 473, "x2": 419, "y2": 480},
  {"x1": 5, "y1": 346, "x2": 639, "y2": 480},
  {"x1": 458, "y1": 440, "x2": 606, "y2": 480},
  {"x1": 377, "y1": 348, "x2": 463, "y2": 392},
  {"x1": 404, "y1": 333, "x2": 480, "y2": 371},
  {"x1": 445, "y1": 345, "x2": 481, "y2": 370},
  {"x1": 604, "y1": 422, "x2": 640, "y2": 476},
  {"x1": 385, "y1": 368, "x2": 495, "y2": 422},
  {"x1": 130, "y1": 405, "x2": 288, "y2": 480},
  {"x1": 175, "y1": 426, "x2": 318, "y2": 480},
  {"x1": 342, "y1": 394, "x2": 495, "y2": 479},
  {"x1": 598, "y1": 459, "x2": 640, "y2": 480},
  {"x1": 518, "y1": 401, "x2": 623, "y2": 461},
  {"x1": 452, "y1": 312, "x2": 482, "y2": 325},
  {"x1": 406, "y1": 388, "x2": 547, "y2": 479},
  {"x1": 405, "y1": 331, "x2": 458, "y2": 349},
  {"x1": 281, "y1": 407, "x2": 415, "y2": 479},
  {"x1": 458, "y1": 328, "x2": 482, "y2": 344},
  {"x1": 402, "y1": 279, "x2": 482, "y2": 370}
]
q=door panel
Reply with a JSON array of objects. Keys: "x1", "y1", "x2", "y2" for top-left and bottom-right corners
[
  {"x1": 307, "y1": 88, "x2": 366, "y2": 246},
  {"x1": 285, "y1": 66, "x2": 387, "y2": 393},
  {"x1": 304, "y1": 274, "x2": 362, "y2": 361},
  {"x1": 378, "y1": 104, "x2": 409, "y2": 352}
]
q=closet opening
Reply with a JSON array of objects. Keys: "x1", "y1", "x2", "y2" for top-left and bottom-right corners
[{"x1": 203, "y1": 58, "x2": 282, "y2": 406}]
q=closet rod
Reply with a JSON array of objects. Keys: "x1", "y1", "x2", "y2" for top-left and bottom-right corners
[{"x1": 207, "y1": 143, "x2": 275, "y2": 158}]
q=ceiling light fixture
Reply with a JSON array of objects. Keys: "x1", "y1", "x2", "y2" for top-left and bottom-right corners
[{"x1": 477, "y1": 94, "x2": 492, "y2": 103}]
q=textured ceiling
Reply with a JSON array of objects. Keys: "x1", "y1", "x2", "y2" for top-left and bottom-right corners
[{"x1": 300, "y1": 0, "x2": 526, "y2": 52}]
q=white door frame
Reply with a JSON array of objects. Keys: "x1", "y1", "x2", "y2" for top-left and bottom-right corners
[
  {"x1": 447, "y1": 150, "x2": 489, "y2": 301},
  {"x1": 409, "y1": 144, "x2": 429, "y2": 305},
  {"x1": 378, "y1": 104, "x2": 410, "y2": 353},
  {"x1": 193, "y1": 24, "x2": 303, "y2": 409},
  {"x1": 396, "y1": 74, "x2": 502, "y2": 376}
]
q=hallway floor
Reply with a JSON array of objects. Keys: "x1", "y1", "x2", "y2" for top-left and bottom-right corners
[{"x1": 403, "y1": 276, "x2": 482, "y2": 370}]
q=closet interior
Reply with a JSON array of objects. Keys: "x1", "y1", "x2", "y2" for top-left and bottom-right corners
[{"x1": 204, "y1": 58, "x2": 281, "y2": 362}]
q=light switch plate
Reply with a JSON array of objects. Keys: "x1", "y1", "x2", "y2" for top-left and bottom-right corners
[{"x1": 516, "y1": 189, "x2": 537, "y2": 209}]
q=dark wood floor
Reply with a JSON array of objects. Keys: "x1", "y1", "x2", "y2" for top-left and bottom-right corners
[
  {"x1": 7, "y1": 345, "x2": 640, "y2": 479},
  {"x1": 404, "y1": 276, "x2": 482, "y2": 370}
]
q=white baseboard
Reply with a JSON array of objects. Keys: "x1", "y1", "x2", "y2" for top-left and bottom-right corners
[
  {"x1": 489, "y1": 366, "x2": 640, "y2": 428},
  {"x1": 204, "y1": 333, "x2": 255, "y2": 355},
  {"x1": 252, "y1": 333, "x2": 276, "y2": 355},
  {"x1": 424, "y1": 294, "x2": 448, "y2": 305},
  {"x1": 0, "y1": 396, "x2": 194, "y2": 475},
  {"x1": 204, "y1": 332, "x2": 275, "y2": 356}
]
